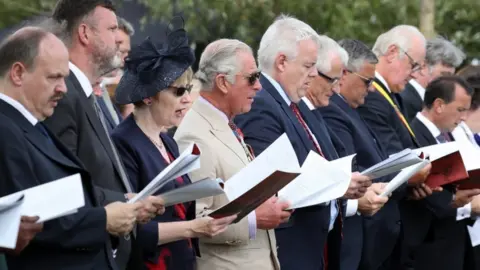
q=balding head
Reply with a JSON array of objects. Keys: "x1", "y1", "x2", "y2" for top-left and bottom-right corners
[{"x1": 0, "y1": 26, "x2": 69, "y2": 121}]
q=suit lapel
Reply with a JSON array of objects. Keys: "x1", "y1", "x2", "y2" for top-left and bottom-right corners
[
  {"x1": 67, "y1": 74, "x2": 125, "y2": 179},
  {"x1": 260, "y1": 76, "x2": 314, "y2": 153},
  {"x1": 411, "y1": 118, "x2": 437, "y2": 146},
  {"x1": 192, "y1": 100, "x2": 249, "y2": 166}
]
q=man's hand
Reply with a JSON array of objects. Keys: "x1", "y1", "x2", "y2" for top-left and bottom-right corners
[
  {"x1": 358, "y1": 183, "x2": 389, "y2": 216},
  {"x1": 407, "y1": 163, "x2": 432, "y2": 186},
  {"x1": 471, "y1": 195, "x2": 480, "y2": 214},
  {"x1": 255, "y1": 197, "x2": 292, "y2": 230},
  {"x1": 452, "y1": 189, "x2": 480, "y2": 208},
  {"x1": 11, "y1": 216, "x2": 44, "y2": 254},
  {"x1": 343, "y1": 172, "x2": 372, "y2": 200},
  {"x1": 105, "y1": 201, "x2": 142, "y2": 236},
  {"x1": 408, "y1": 183, "x2": 443, "y2": 200},
  {"x1": 125, "y1": 194, "x2": 166, "y2": 224}
]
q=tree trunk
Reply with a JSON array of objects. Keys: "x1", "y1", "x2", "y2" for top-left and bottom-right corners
[{"x1": 420, "y1": 0, "x2": 436, "y2": 38}]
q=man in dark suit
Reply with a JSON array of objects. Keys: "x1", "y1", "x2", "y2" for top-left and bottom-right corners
[
  {"x1": 235, "y1": 16, "x2": 371, "y2": 270},
  {"x1": 317, "y1": 39, "x2": 400, "y2": 270},
  {"x1": 401, "y1": 37, "x2": 466, "y2": 122},
  {"x1": 0, "y1": 26, "x2": 142, "y2": 270},
  {"x1": 404, "y1": 76, "x2": 480, "y2": 270},
  {"x1": 42, "y1": 1, "x2": 164, "y2": 269}
]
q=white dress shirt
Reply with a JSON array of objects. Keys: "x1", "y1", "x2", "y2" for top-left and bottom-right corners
[
  {"x1": 0, "y1": 92, "x2": 38, "y2": 125},
  {"x1": 69, "y1": 62, "x2": 93, "y2": 98},
  {"x1": 415, "y1": 113, "x2": 472, "y2": 220},
  {"x1": 409, "y1": 79, "x2": 426, "y2": 100},
  {"x1": 375, "y1": 71, "x2": 391, "y2": 93},
  {"x1": 198, "y1": 96, "x2": 257, "y2": 239}
]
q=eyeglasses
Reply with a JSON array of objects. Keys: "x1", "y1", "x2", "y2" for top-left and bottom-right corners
[
  {"x1": 399, "y1": 47, "x2": 421, "y2": 72},
  {"x1": 317, "y1": 71, "x2": 340, "y2": 85},
  {"x1": 346, "y1": 70, "x2": 374, "y2": 88},
  {"x1": 244, "y1": 71, "x2": 261, "y2": 86},
  {"x1": 171, "y1": 84, "x2": 193, "y2": 97}
]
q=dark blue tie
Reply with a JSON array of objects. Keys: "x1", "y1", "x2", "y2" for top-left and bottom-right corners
[
  {"x1": 36, "y1": 123, "x2": 53, "y2": 144},
  {"x1": 474, "y1": 133, "x2": 480, "y2": 147}
]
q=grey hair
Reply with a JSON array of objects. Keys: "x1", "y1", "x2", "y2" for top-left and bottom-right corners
[
  {"x1": 426, "y1": 37, "x2": 466, "y2": 68},
  {"x1": 372, "y1": 25, "x2": 426, "y2": 58},
  {"x1": 258, "y1": 14, "x2": 319, "y2": 74},
  {"x1": 316, "y1": 35, "x2": 349, "y2": 73},
  {"x1": 338, "y1": 39, "x2": 378, "y2": 72},
  {"x1": 117, "y1": 16, "x2": 135, "y2": 36},
  {"x1": 196, "y1": 39, "x2": 253, "y2": 90}
]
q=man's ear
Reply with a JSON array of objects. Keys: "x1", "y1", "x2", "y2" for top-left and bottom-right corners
[{"x1": 9, "y1": 62, "x2": 27, "y2": 87}]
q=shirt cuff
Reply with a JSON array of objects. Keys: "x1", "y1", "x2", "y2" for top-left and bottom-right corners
[
  {"x1": 457, "y1": 203, "x2": 472, "y2": 221},
  {"x1": 346, "y1": 199, "x2": 359, "y2": 217},
  {"x1": 247, "y1": 211, "x2": 257, "y2": 240}
]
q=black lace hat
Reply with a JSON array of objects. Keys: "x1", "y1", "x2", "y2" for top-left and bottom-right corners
[{"x1": 115, "y1": 16, "x2": 195, "y2": 104}]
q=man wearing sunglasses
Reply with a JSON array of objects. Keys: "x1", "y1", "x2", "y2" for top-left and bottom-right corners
[{"x1": 400, "y1": 37, "x2": 466, "y2": 122}]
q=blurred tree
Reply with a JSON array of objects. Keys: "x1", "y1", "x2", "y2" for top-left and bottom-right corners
[
  {"x1": 0, "y1": 0, "x2": 55, "y2": 28},
  {"x1": 139, "y1": 0, "x2": 480, "y2": 59}
]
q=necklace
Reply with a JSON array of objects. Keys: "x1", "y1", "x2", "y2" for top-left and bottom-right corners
[
  {"x1": 146, "y1": 134, "x2": 165, "y2": 150},
  {"x1": 146, "y1": 134, "x2": 170, "y2": 163}
]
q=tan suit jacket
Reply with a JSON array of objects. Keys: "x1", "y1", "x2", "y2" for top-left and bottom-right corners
[{"x1": 174, "y1": 99, "x2": 280, "y2": 270}]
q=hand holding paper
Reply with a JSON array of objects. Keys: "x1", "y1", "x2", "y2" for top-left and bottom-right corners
[
  {"x1": 255, "y1": 197, "x2": 292, "y2": 230},
  {"x1": 105, "y1": 201, "x2": 143, "y2": 236},
  {"x1": 188, "y1": 215, "x2": 237, "y2": 238},
  {"x1": 452, "y1": 189, "x2": 480, "y2": 209},
  {"x1": 358, "y1": 183, "x2": 389, "y2": 216},
  {"x1": 379, "y1": 160, "x2": 431, "y2": 197},
  {"x1": 343, "y1": 172, "x2": 372, "y2": 200},
  {"x1": 11, "y1": 216, "x2": 43, "y2": 254}
]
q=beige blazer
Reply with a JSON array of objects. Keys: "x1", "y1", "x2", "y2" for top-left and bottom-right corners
[{"x1": 174, "y1": 99, "x2": 280, "y2": 270}]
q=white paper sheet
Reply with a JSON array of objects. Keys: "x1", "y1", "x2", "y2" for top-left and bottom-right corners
[
  {"x1": 129, "y1": 143, "x2": 201, "y2": 203},
  {"x1": 362, "y1": 149, "x2": 424, "y2": 179},
  {"x1": 379, "y1": 160, "x2": 431, "y2": 197},
  {"x1": 279, "y1": 152, "x2": 353, "y2": 209},
  {"x1": 0, "y1": 193, "x2": 25, "y2": 249},
  {"x1": 160, "y1": 178, "x2": 225, "y2": 207},
  {"x1": 224, "y1": 134, "x2": 301, "y2": 201}
]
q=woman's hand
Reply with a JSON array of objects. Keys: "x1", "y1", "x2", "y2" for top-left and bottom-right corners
[{"x1": 187, "y1": 215, "x2": 237, "y2": 238}]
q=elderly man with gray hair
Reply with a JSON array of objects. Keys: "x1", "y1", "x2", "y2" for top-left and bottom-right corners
[
  {"x1": 174, "y1": 38, "x2": 288, "y2": 270},
  {"x1": 401, "y1": 37, "x2": 466, "y2": 121},
  {"x1": 234, "y1": 15, "x2": 371, "y2": 270}
]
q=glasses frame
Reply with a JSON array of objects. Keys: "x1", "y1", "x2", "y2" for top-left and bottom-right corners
[
  {"x1": 346, "y1": 70, "x2": 374, "y2": 88},
  {"x1": 398, "y1": 47, "x2": 421, "y2": 72},
  {"x1": 317, "y1": 70, "x2": 340, "y2": 86},
  {"x1": 243, "y1": 71, "x2": 261, "y2": 86},
  {"x1": 171, "y1": 84, "x2": 193, "y2": 97}
]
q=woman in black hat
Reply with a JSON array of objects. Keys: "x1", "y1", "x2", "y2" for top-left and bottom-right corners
[{"x1": 111, "y1": 19, "x2": 236, "y2": 270}]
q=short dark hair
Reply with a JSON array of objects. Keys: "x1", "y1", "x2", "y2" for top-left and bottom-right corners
[
  {"x1": 457, "y1": 65, "x2": 480, "y2": 111},
  {"x1": 424, "y1": 75, "x2": 473, "y2": 109},
  {"x1": 52, "y1": 0, "x2": 115, "y2": 34},
  {"x1": 0, "y1": 28, "x2": 49, "y2": 78}
]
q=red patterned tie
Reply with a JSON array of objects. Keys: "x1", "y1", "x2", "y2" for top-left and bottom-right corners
[
  {"x1": 228, "y1": 121, "x2": 255, "y2": 161},
  {"x1": 290, "y1": 103, "x2": 324, "y2": 157}
]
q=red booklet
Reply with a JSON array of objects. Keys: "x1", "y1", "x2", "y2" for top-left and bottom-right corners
[
  {"x1": 425, "y1": 151, "x2": 469, "y2": 188},
  {"x1": 457, "y1": 169, "x2": 480, "y2": 190}
]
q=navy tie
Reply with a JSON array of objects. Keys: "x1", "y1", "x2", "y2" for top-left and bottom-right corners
[
  {"x1": 474, "y1": 133, "x2": 480, "y2": 147},
  {"x1": 36, "y1": 123, "x2": 53, "y2": 144}
]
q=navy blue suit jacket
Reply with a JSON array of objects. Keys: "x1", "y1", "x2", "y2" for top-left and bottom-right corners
[
  {"x1": 0, "y1": 100, "x2": 114, "y2": 270},
  {"x1": 111, "y1": 115, "x2": 199, "y2": 269},
  {"x1": 234, "y1": 75, "x2": 331, "y2": 270},
  {"x1": 400, "y1": 118, "x2": 470, "y2": 270},
  {"x1": 320, "y1": 94, "x2": 403, "y2": 270}
]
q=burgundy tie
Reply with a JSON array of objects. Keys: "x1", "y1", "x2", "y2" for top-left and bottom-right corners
[
  {"x1": 228, "y1": 121, "x2": 255, "y2": 162},
  {"x1": 290, "y1": 103, "x2": 324, "y2": 157}
]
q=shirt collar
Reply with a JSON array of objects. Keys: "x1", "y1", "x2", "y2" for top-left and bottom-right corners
[
  {"x1": 197, "y1": 96, "x2": 229, "y2": 123},
  {"x1": 69, "y1": 62, "x2": 93, "y2": 98},
  {"x1": 416, "y1": 112, "x2": 441, "y2": 139},
  {"x1": 301, "y1": 97, "x2": 316, "y2": 111},
  {"x1": 409, "y1": 79, "x2": 426, "y2": 100},
  {"x1": 262, "y1": 72, "x2": 292, "y2": 106},
  {"x1": 0, "y1": 92, "x2": 38, "y2": 125},
  {"x1": 375, "y1": 71, "x2": 391, "y2": 93}
]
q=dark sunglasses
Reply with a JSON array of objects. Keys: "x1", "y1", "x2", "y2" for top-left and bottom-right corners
[
  {"x1": 244, "y1": 71, "x2": 261, "y2": 86},
  {"x1": 346, "y1": 70, "x2": 374, "y2": 88},
  {"x1": 317, "y1": 71, "x2": 340, "y2": 85},
  {"x1": 171, "y1": 84, "x2": 193, "y2": 97}
]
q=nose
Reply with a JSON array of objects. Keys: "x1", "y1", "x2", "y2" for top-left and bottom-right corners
[
  {"x1": 181, "y1": 91, "x2": 192, "y2": 104},
  {"x1": 460, "y1": 111, "x2": 468, "y2": 122},
  {"x1": 58, "y1": 79, "x2": 68, "y2": 94},
  {"x1": 253, "y1": 78, "x2": 262, "y2": 92},
  {"x1": 309, "y1": 67, "x2": 318, "y2": 78},
  {"x1": 368, "y1": 84, "x2": 375, "y2": 92},
  {"x1": 332, "y1": 84, "x2": 340, "y2": 94}
]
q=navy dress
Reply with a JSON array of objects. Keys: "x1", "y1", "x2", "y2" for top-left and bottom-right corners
[{"x1": 111, "y1": 115, "x2": 198, "y2": 270}]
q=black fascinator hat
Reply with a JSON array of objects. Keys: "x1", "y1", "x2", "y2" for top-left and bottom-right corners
[{"x1": 115, "y1": 16, "x2": 195, "y2": 105}]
